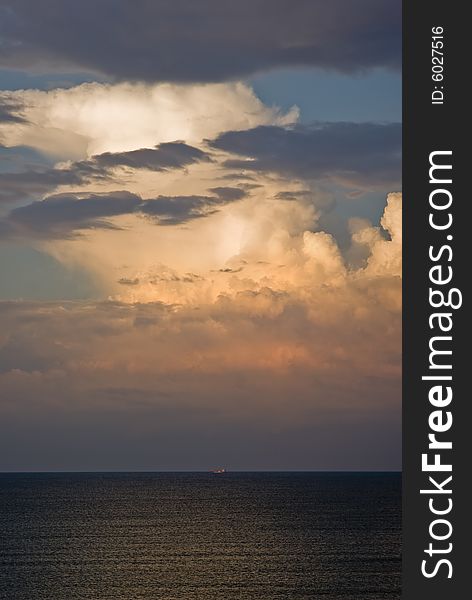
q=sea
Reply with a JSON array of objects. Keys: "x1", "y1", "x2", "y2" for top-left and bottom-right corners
[{"x1": 0, "y1": 472, "x2": 401, "y2": 600}]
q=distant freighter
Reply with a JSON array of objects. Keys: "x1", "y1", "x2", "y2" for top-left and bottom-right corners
[{"x1": 211, "y1": 468, "x2": 226, "y2": 474}]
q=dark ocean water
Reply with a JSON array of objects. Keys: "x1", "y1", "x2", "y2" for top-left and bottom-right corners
[{"x1": 0, "y1": 472, "x2": 401, "y2": 600}]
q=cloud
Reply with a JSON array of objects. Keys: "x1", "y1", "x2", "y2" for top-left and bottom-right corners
[
  {"x1": 0, "y1": 4, "x2": 402, "y2": 470},
  {"x1": 6, "y1": 191, "x2": 142, "y2": 237},
  {"x1": 2, "y1": 187, "x2": 248, "y2": 238},
  {"x1": 210, "y1": 122, "x2": 402, "y2": 190},
  {"x1": 0, "y1": 1, "x2": 401, "y2": 83},
  {"x1": 207, "y1": 187, "x2": 247, "y2": 202},
  {"x1": 0, "y1": 99, "x2": 26, "y2": 123},
  {"x1": 358, "y1": 191, "x2": 402, "y2": 277},
  {"x1": 0, "y1": 82, "x2": 298, "y2": 158},
  {"x1": 0, "y1": 141, "x2": 211, "y2": 204},
  {"x1": 139, "y1": 195, "x2": 224, "y2": 225},
  {"x1": 0, "y1": 167, "x2": 84, "y2": 204},
  {"x1": 0, "y1": 195, "x2": 401, "y2": 470},
  {"x1": 92, "y1": 142, "x2": 210, "y2": 171},
  {"x1": 35, "y1": 185, "x2": 398, "y2": 308}
]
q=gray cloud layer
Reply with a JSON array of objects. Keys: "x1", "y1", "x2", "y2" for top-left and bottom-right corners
[
  {"x1": 0, "y1": 142, "x2": 210, "y2": 204},
  {"x1": 91, "y1": 143, "x2": 210, "y2": 171},
  {"x1": 210, "y1": 122, "x2": 402, "y2": 189},
  {"x1": 0, "y1": 168, "x2": 84, "y2": 204},
  {"x1": 2, "y1": 187, "x2": 247, "y2": 238},
  {"x1": 0, "y1": 0, "x2": 401, "y2": 82},
  {"x1": 0, "y1": 280, "x2": 401, "y2": 470}
]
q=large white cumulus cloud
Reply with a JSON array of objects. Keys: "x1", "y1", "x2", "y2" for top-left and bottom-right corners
[
  {"x1": 0, "y1": 194, "x2": 401, "y2": 380},
  {"x1": 0, "y1": 72, "x2": 401, "y2": 470},
  {"x1": 0, "y1": 197, "x2": 401, "y2": 470},
  {"x1": 0, "y1": 82, "x2": 298, "y2": 158}
]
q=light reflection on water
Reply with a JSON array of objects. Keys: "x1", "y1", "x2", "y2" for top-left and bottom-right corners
[{"x1": 0, "y1": 472, "x2": 401, "y2": 599}]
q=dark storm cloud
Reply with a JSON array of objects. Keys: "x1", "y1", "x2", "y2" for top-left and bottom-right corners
[
  {"x1": 0, "y1": 142, "x2": 210, "y2": 204},
  {"x1": 139, "y1": 195, "x2": 221, "y2": 225},
  {"x1": 139, "y1": 187, "x2": 247, "y2": 224},
  {"x1": 1, "y1": 187, "x2": 247, "y2": 238},
  {"x1": 208, "y1": 187, "x2": 246, "y2": 202},
  {"x1": 92, "y1": 143, "x2": 210, "y2": 171},
  {"x1": 275, "y1": 190, "x2": 313, "y2": 202},
  {"x1": 6, "y1": 191, "x2": 142, "y2": 237},
  {"x1": 0, "y1": 0, "x2": 401, "y2": 82},
  {"x1": 0, "y1": 168, "x2": 84, "y2": 203},
  {"x1": 210, "y1": 122, "x2": 401, "y2": 189}
]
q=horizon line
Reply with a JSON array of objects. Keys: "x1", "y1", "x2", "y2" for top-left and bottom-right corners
[{"x1": 0, "y1": 469, "x2": 402, "y2": 475}]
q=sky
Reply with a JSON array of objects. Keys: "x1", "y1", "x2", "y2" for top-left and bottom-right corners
[{"x1": 0, "y1": 0, "x2": 402, "y2": 472}]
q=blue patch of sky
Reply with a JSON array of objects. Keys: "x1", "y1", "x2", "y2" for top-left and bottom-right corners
[
  {"x1": 0, "y1": 145, "x2": 55, "y2": 173},
  {"x1": 248, "y1": 67, "x2": 401, "y2": 124},
  {"x1": 0, "y1": 244, "x2": 100, "y2": 300}
]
